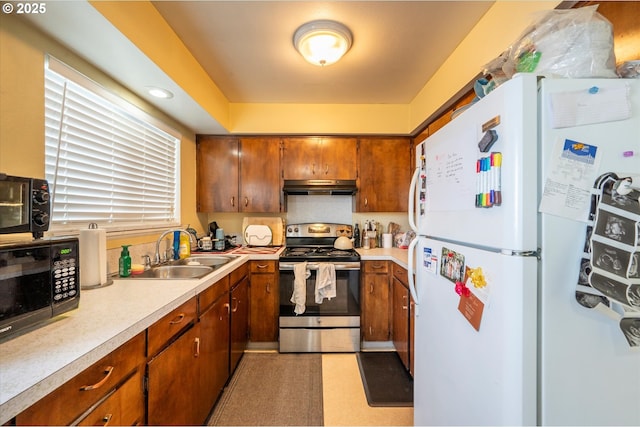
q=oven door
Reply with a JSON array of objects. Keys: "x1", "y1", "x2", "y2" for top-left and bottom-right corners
[{"x1": 279, "y1": 261, "x2": 360, "y2": 317}]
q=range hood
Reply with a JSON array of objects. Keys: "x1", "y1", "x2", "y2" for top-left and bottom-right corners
[{"x1": 282, "y1": 179, "x2": 358, "y2": 195}]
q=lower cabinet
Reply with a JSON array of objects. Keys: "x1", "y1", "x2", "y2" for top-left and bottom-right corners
[
  {"x1": 77, "y1": 370, "x2": 144, "y2": 426},
  {"x1": 16, "y1": 332, "x2": 146, "y2": 426},
  {"x1": 392, "y1": 274, "x2": 410, "y2": 369},
  {"x1": 230, "y1": 264, "x2": 250, "y2": 373},
  {"x1": 391, "y1": 263, "x2": 413, "y2": 375},
  {"x1": 249, "y1": 260, "x2": 279, "y2": 342},
  {"x1": 361, "y1": 261, "x2": 391, "y2": 341},
  {"x1": 147, "y1": 323, "x2": 202, "y2": 426},
  {"x1": 198, "y1": 277, "x2": 231, "y2": 422}
]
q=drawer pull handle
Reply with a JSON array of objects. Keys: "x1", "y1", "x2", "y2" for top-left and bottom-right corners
[
  {"x1": 102, "y1": 413, "x2": 113, "y2": 426},
  {"x1": 169, "y1": 313, "x2": 185, "y2": 324},
  {"x1": 372, "y1": 264, "x2": 384, "y2": 269},
  {"x1": 80, "y1": 366, "x2": 114, "y2": 391},
  {"x1": 256, "y1": 263, "x2": 268, "y2": 269}
]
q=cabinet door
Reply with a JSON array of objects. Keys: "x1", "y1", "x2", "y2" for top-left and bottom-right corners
[
  {"x1": 281, "y1": 137, "x2": 321, "y2": 180},
  {"x1": 239, "y1": 137, "x2": 281, "y2": 212},
  {"x1": 197, "y1": 136, "x2": 239, "y2": 212},
  {"x1": 147, "y1": 324, "x2": 201, "y2": 426},
  {"x1": 392, "y1": 276, "x2": 410, "y2": 369},
  {"x1": 198, "y1": 293, "x2": 230, "y2": 423},
  {"x1": 357, "y1": 138, "x2": 411, "y2": 212},
  {"x1": 361, "y1": 262, "x2": 390, "y2": 341},
  {"x1": 320, "y1": 137, "x2": 357, "y2": 179},
  {"x1": 230, "y1": 274, "x2": 249, "y2": 373},
  {"x1": 249, "y1": 261, "x2": 279, "y2": 342},
  {"x1": 282, "y1": 137, "x2": 357, "y2": 180}
]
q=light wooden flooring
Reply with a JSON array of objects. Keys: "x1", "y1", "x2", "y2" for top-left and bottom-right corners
[{"x1": 322, "y1": 353, "x2": 413, "y2": 426}]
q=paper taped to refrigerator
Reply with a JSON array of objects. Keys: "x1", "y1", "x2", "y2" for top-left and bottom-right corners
[
  {"x1": 539, "y1": 137, "x2": 602, "y2": 221},
  {"x1": 548, "y1": 84, "x2": 632, "y2": 128}
]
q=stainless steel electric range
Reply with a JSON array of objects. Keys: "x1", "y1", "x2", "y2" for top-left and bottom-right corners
[{"x1": 279, "y1": 223, "x2": 361, "y2": 353}]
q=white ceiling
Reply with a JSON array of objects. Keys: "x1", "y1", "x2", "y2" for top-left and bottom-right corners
[
  {"x1": 24, "y1": 1, "x2": 495, "y2": 133},
  {"x1": 151, "y1": 1, "x2": 494, "y2": 104}
]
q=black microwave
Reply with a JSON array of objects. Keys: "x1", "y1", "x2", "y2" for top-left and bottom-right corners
[
  {"x1": 0, "y1": 238, "x2": 80, "y2": 341},
  {"x1": 0, "y1": 173, "x2": 51, "y2": 239}
]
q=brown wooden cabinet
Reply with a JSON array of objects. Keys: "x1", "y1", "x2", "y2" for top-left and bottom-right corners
[
  {"x1": 77, "y1": 370, "x2": 144, "y2": 427},
  {"x1": 197, "y1": 276, "x2": 230, "y2": 424},
  {"x1": 282, "y1": 137, "x2": 357, "y2": 180},
  {"x1": 249, "y1": 260, "x2": 279, "y2": 342},
  {"x1": 196, "y1": 136, "x2": 281, "y2": 212},
  {"x1": 16, "y1": 333, "x2": 146, "y2": 426},
  {"x1": 357, "y1": 137, "x2": 411, "y2": 212},
  {"x1": 361, "y1": 261, "x2": 391, "y2": 341},
  {"x1": 147, "y1": 323, "x2": 201, "y2": 426},
  {"x1": 230, "y1": 263, "x2": 250, "y2": 373},
  {"x1": 392, "y1": 263, "x2": 410, "y2": 371}
]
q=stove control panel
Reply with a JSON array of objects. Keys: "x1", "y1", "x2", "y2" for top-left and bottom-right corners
[{"x1": 286, "y1": 223, "x2": 352, "y2": 238}]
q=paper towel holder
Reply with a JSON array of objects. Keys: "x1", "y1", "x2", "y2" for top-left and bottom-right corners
[{"x1": 80, "y1": 223, "x2": 114, "y2": 290}]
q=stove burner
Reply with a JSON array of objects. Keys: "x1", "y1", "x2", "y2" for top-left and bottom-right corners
[{"x1": 281, "y1": 246, "x2": 360, "y2": 262}]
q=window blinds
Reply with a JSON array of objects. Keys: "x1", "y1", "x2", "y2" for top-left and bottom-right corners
[{"x1": 44, "y1": 56, "x2": 180, "y2": 231}]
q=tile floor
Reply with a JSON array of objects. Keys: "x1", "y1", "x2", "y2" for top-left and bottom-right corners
[{"x1": 322, "y1": 353, "x2": 413, "y2": 426}]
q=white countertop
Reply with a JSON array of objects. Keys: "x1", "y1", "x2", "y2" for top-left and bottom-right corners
[
  {"x1": 0, "y1": 254, "x2": 259, "y2": 424},
  {"x1": 357, "y1": 247, "x2": 409, "y2": 269},
  {"x1": 0, "y1": 245, "x2": 408, "y2": 424}
]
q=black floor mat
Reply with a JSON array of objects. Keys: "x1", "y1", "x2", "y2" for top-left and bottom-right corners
[{"x1": 356, "y1": 351, "x2": 413, "y2": 407}]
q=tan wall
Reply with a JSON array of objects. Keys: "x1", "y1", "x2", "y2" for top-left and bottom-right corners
[{"x1": 0, "y1": 14, "x2": 208, "y2": 248}]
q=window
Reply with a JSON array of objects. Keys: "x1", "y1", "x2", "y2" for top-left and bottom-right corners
[{"x1": 44, "y1": 56, "x2": 181, "y2": 233}]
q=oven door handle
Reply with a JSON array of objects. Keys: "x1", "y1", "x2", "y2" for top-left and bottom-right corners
[{"x1": 279, "y1": 262, "x2": 360, "y2": 271}]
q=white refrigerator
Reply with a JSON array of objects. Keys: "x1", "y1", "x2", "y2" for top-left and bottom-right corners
[{"x1": 408, "y1": 73, "x2": 640, "y2": 426}]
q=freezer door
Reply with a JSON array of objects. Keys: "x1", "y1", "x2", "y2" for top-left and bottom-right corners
[
  {"x1": 413, "y1": 237, "x2": 537, "y2": 426},
  {"x1": 419, "y1": 74, "x2": 539, "y2": 251},
  {"x1": 538, "y1": 77, "x2": 640, "y2": 426}
]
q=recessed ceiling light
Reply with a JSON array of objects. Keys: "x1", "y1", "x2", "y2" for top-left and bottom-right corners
[
  {"x1": 146, "y1": 86, "x2": 174, "y2": 99},
  {"x1": 293, "y1": 20, "x2": 353, "y2": 66}
]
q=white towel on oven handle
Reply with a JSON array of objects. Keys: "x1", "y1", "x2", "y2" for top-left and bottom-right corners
[
  {"x1": 291, "y1": 261, "x2": 308, "y2": 315},
  {"x1": 315, "y1": 263, "x2": 336, "y2": 304}
]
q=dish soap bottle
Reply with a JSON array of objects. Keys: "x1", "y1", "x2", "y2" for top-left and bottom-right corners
[
  {"x1": 119, "y1": 245, "x2": 131, "y2": 277},
  {"x1": 179, "y1": 233, "x2": 191, "y2": 259}
]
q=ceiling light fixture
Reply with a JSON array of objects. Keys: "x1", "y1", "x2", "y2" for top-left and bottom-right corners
[
  {"x1": 293, "y1": 20, "x2": 353, "y2": 66},
  {"x1": 146, "y1": 86, "x2": 174, "y2": 99}
]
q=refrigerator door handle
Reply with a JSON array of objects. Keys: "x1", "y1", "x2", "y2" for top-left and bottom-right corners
[
  {"x1": 408, "y1": 167, "x2": 420, "y2": 233},
  {"x1": 407, "y1": 236, "x2": 420, "y2": 313}
]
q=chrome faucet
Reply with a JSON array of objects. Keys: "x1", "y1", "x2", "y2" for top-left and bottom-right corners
[{"x1": 154, "y1": 229, "x2": 195, "y2": 264}]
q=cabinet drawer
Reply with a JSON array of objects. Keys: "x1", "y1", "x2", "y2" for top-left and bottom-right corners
[
  {"x1": 147, "y1": 298, "x2": 197, "y2": 357},
  {"x1": 230, "y1": 262, "x2": 250, "y2": 285},
  {"x1": 16, "y1": 332, "x2": 145, "y2": 426},
  {"x1": 77, "y1": 370, "x2": 144, "y2": 426},
  {"x1": 199, "y1": 276, "x2": 230, "y2": 315},
  {"x1": 392, "y1": 263, "x2": 408, "y2": 286},
  {"x1": 250, "y1": 260, "x2": 276, "y2": 273},
  {"x1": 363, "y1": 260, "x2": 389, "y2": 273}
]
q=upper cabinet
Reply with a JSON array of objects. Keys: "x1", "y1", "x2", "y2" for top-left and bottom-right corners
[
  {"x1": 357, "y1": 137, "x2": 411, "y2": 212},
  {"x1": 197, "y1": 136, "x2": 281, "y2": 212},
  {"x1": 282, "y1": 137, "x2": 357, "y2": 180}
]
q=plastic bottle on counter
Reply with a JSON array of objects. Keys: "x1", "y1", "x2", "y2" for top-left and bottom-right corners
[
  {"x1": 353, "y1": 223, "x2": 361, "y2": 248},
  {"x1": 118, "y1": 245, "x2": 131, "y2": 277},
  {"x1": 179, "y1": 233, "x2": 191, "y2": 259},
  {"x1": 173, "y1": 230, "x2": 180, "y2": 260}
]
